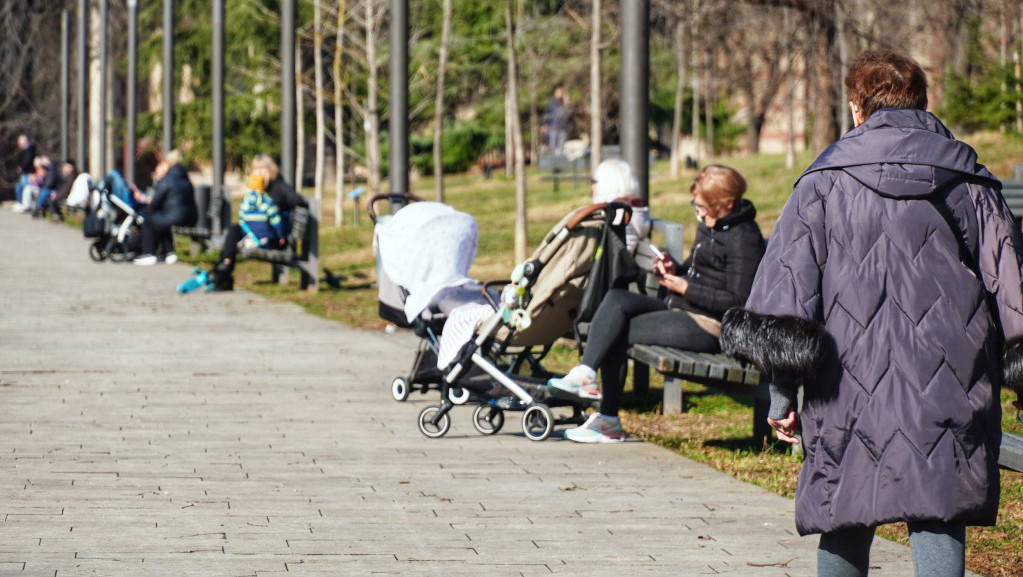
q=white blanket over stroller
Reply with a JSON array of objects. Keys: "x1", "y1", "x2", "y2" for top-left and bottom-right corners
[{"x1": 376, "y1": 201, "x2": 479, "y2": 324}]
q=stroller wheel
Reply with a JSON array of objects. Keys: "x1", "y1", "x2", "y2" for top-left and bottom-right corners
[
  {"x1": 522, "y1": 403, "x2": 554, "y2": 441},
  {"x1": 472, "y1": 404, "x2": 504, "y2": 435},
  {"x1": 89, "y1": 240, "x2": 108, "y2": 262},
  {"x1": 391, "y1": 377, "x2": 411, "y2": 402},
  {"x1": 417, "y1": 405, "x2": 451, "y2": 438},
  {"x1": 107, "y1": 242, "x2": 127, "y2": 262},
  {"x1": 448, "y1": 386, "x2": 471, "y2": 405}
]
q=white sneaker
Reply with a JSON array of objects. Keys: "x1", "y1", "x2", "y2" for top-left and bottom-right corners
[
  {"x1": 11, "y1": 204, "x2": 27, "y2": 213},
  {"x1": 133, "y1": 254, "x2": 158, "y2": 266},
  {"x1": 564, "y1": 413, "x2": 625, "y2": 443},
  {"x1": 548, "y1": 365, "x2": 602, "y2": 400},
  {"x1": 164, "y1": 252, "x2": 178, "y2": 265}
]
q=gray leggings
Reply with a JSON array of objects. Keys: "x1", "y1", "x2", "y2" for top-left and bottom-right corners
[{"x1": 818, "y1": 522, "x2": 966, "y2": 577}]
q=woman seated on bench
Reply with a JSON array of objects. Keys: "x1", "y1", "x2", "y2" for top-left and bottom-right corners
[
  {"x1": 550, "y1": 164, "x2": 765, "y2": 443},
  {"x1": 208, "y1": 154, "x2": 308, "y2": 291}
]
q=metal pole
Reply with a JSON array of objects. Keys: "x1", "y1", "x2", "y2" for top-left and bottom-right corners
[
  {"x1": 620, "y1": 0, "x2": 649, "y2": 203},
  {"x1": 77, "y1": 0, "x2": 89, "y2": 173},
  {"x1": 61, "y1": 10, "x2": 70, "y2": 164},
  {"x1": 99, "y1": 0, "x2": 108, "y2": 174},
  {"x1": 389, "y1": 0, "x2": 409, "y2": 194},
  {"x1": 163, "y1": 0, "x2": 174, "y2": 154},
  {"x1": 281, "y1": 0, "x2": 296, "y2": 186},
  {"x1": 212, "y1": 0, "x2": 224, "y2": 232},
  {"x1": 126, "y1": 0, "x2": 138, "y2": 184}
]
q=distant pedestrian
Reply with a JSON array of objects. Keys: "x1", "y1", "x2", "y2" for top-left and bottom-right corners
[
  {"x1": 541, "y1": 87, "x2": 570, "y2": 156},
  {"x1": 13, "y1": 134, "x2": 36, "y2": 206},
  {"x1": 721, "y1": 49, "x2": 1023, "y2": 577}
]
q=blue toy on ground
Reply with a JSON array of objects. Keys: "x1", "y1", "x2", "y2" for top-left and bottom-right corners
[{"x1": 177, "y1": 267, "x2": 209, "y2": 294}]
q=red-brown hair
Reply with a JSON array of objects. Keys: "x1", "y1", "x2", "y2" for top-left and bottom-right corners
[
  {"x1": 845, "y1": 50, "x2": 928, "y2": 119},
  {"x1": 690, "y1": 164, "x2": 746, "y2": 207}
]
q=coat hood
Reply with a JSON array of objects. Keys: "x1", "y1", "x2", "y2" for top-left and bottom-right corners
[{"x1": 800, "y1": 108, "x2": 1000, "y2": 199}]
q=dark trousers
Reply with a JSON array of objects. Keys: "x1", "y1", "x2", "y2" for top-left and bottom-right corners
[
  {"x1": 140, "y1": 218, "x2": 174, "y2": 256},
  {"x1": 219, "y1": 224, "x2": 246, "y2": 269},
  {"x1": 581, "y1": 289, "x2": 719, "y2": 416}
]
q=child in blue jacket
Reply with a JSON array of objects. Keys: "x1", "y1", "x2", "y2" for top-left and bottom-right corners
[{"x1": 239, "y1": 173, "x2": 286, "y2": 248}]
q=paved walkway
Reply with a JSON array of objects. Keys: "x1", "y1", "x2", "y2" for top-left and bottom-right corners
[{"x1": 0, "y1": 208, "x2": 928, "y2": 576}]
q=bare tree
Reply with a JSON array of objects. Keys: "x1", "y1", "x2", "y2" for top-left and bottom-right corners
[
  {"x1": 333, "y1": 0, "x2": 348, "y2": 227},
  {"x1": 590, "y1": 0, "x2": 602, "y2": 168},
  {"x1": 432, "y1": 0, "x2": 452, "y2": 202},
  {"x1": 314, "y1": 0, "x2": 326, "y2": 223},
  {"x1": 506, "y1": 0, "x2": 527, "y2": 263},
  {"x1": 669, "y1": 13, "x2": 686, "y2": 178}
]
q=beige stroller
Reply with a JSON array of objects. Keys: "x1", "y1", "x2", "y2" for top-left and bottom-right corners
[{"x1": 416, "y1": 201, "x2": 638, "y2": 441}]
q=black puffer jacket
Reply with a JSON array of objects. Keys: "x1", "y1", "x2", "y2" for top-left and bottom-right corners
[
  {"x1": 147, "y1": 163, "x2": 197, "y2": 228},
  {"x1": 666, "y1": 199, "x2": 765, "y2": 321},
  {"x1": 266, "y1": 176, "x2": 308, "y2": 214}
]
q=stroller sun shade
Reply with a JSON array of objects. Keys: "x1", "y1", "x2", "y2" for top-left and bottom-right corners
[{"x1": 375, "y1": 201, "x2": 479, "y2": 324}]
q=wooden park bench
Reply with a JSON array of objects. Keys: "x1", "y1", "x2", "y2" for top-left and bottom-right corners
[
  {"x1": 537, "y1": 154, "x2": 590, "y2": 192},
  {"x1": 172, "y1": 185, "x2": 230, "y2": 256},
  {"x1": 1002, "y1": 164, "x2": 1023, "y2": 228},
  {"x1": 239, "y1": 195, "x2": 320, "y2": 292}
]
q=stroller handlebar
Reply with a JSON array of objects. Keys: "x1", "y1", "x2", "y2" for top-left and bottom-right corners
[{"x1": 367, "y1": 192, "x2": 424, "y2": 224}]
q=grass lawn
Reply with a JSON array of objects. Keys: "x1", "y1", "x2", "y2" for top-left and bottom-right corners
[{"x1": 189, "y1": 134, "x2": 1023, "y2": 576}]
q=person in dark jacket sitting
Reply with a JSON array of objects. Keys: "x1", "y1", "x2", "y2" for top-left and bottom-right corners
[
  {"x1": 720, "y1": 50, "x2": 1023, "y2": 577},
  {"x1": 133, "y1": 150, "x2": 197, "y2": 265},
  {"x1": 551, "y1": 164, "x2": 765, "y2": 443},
  {"x1": 207, "y1": 154, "x2": 308, "y2": 291}
]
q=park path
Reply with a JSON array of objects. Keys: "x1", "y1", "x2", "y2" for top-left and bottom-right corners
[{"x1": 0, "y1": 207, "x2": 932, "y2": 576}]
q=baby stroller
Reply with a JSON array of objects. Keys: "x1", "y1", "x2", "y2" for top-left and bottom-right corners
[
  {"x1": 76, "y1": 171, "x2": 144, "y2": 263},
  {"x1": 372, "y1": 193, "x2": 501, "y2": 404},
  {"x1": 376, "y1": 195, "x2": 636, "y2": 441}
]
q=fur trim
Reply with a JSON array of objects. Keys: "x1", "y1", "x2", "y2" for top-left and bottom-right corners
[
  {"x1": 1003, "y1": 336, "x2": 1023, "y2": 394},
  {"x1": 719, "y1": 308, "x2": 828, "y2": 378}
]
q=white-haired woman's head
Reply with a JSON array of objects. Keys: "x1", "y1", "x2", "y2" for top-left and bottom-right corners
[{"x1": 590, "y1": 159, "x2": 639, "y2": 203}]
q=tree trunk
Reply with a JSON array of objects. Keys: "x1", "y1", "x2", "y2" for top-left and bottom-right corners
[
  {"x1": 334, "y1": 0, "x2": 347, "y2": 228},
  {"x1": 432, "y1": 0, "x2": 452, "y2": 202},
  {"x1": 669, "y1": 18, "x2": 685, "y2": 178},
  {"x1": 785, "y1": 8, "x2": 796, "y2": 169},
  {"x1": 691, "y1": 0, "x2": 700, "y2": 165},
  {"x1": 589, "y1": 0, "x2": 602, "y2": 169},
  {"x1": 295, "y1": 41, "x2": 305, "y2": 192},
  {"x1": 366, "y1": 1, "x2": 381, "y2": 194},
  {"x1": 314, "y1": 0, "x2": 325, "y2": 224},
  {"x1": 703, "y1": 44, "x2": 713, "y2": 161},
  {"x1": 506, "y1": 0, "x2": 527, "y2": 264}
]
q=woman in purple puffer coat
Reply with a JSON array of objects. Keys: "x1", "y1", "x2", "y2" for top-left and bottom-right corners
[{"x1": 720, "y1": 50, "x2": 1023, "y2": 577}]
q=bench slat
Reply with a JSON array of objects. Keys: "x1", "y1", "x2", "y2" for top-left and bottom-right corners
[{"x1": 1000, "y1": 432, "x2": 1023, "y2": 473}]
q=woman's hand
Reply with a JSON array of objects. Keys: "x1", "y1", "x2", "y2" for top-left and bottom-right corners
[
  {"x1": 767, "y1": 410, "x2": 801, "y2": 444},
  {"x1": 653, "y1": 253, "x2": 676, "y2": 277},
  {"x1": 658, "y1": 273, "x2": 688, "y2": 295}
]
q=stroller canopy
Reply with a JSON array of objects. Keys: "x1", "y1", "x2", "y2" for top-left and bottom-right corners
[{"x1": 376, "y1": 201, "x2": 479, "y2": 323}]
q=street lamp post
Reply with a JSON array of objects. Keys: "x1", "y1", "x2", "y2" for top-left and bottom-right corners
[{"x1": 126, "y1": 0, "x2": 138, "y2": 184}]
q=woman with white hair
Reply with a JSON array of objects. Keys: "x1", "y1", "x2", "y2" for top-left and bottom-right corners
[{"x1": 589, "y1": 158, "x2": 650, "y2": 254}]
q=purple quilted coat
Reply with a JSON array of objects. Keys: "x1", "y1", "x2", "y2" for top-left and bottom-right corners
[{"x1": 721, "y1": 108, "x2": 1023, "y2": 535}]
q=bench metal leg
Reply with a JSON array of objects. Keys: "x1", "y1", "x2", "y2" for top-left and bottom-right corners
[{"x1": 632, "y1": 361, "x2": 649, "y2": 399}]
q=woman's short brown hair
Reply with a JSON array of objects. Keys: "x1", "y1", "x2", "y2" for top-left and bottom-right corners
[
  {"x1": 845, "y1": 50, "x2": 928, "y2": 119},
  {"x1": 690, "y1": 164, "x2": 746, "y2": 206}
]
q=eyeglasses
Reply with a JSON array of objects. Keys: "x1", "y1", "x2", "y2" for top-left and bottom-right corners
[{"x1": 690, "y1": 200, "x2": 711, "y2": 215}]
